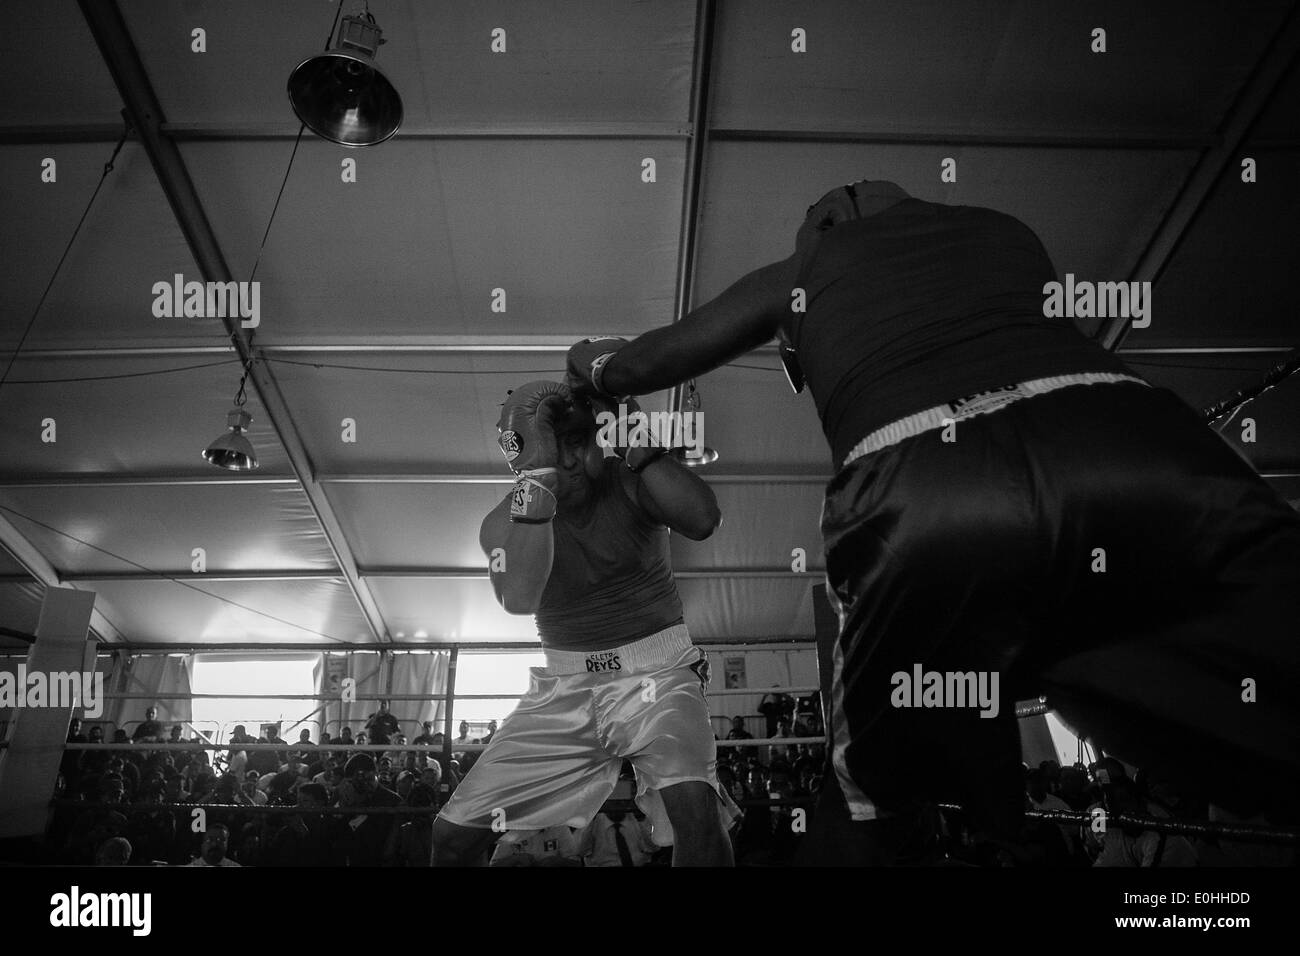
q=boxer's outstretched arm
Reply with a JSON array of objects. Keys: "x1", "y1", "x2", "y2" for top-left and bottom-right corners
[
  {"x1": 479, "y1": 496, "x2": 554, "y2": 614},
  {"x1": 602, "y1": 256, "x2": 797, "y2": 396},
  {"x1": 620, "y1": 458, "x2": 721, "y2": 541}
]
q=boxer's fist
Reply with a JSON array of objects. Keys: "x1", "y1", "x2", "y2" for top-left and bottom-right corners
[
  {"x1": 497, "y1": 380, "x2": 571, "y2": 473},
  {"x1": 565, "y1": 336, "x2": 629, "y2": 398}
]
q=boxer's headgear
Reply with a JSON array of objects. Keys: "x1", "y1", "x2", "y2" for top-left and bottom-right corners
[{"x1": 780, "y1": 183, "x2": 864, "y2": 394}]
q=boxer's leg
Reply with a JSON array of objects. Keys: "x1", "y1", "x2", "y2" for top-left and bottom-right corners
[
  {"x1": 433, "y1": 667, "x2": 621, "y2": 866},
  {"x1": 816, "y1": 422, "x2": 1045, "y2": 861}
]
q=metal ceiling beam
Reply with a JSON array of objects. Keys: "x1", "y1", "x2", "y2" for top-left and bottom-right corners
[
  {"x1": 0, "y1": 511, "x2": 122, "y2": 643},
  {"x1": 0, "y1": 122, "x2": 689, "y2": 144},
  {"x1": 87, "y1": 638, "x2": 818, "y2": 654},
  {"x1": 20, "y1": 468, "x2": 1299, "y2": 489},
  {"x1": 0, "y1": 472, "x2": 829, "y2": 489},
  {"x1": 62, "y1": 570, "x2": 342, "y2": 583},
  {"x1": 13, "y1": 338, "x2": 787, "y2": 359},
  {"x1": 318, "y1": 473, "x2": 828, "y2": 485},
  {"x1": 7, "y1": 124, "x2": 1259, "y2": 150},
  {"x1": 18, "y1": 341, "x2": 1298, "y2": 361},
  {"x1": 359, "y1": 568, "x2": 820, "y2": 580},
  {"x1": 166, "y1": 122, "x2": 691, "y2": 141},
  {"x1": 78, "y1": 0, "x2": 388, "y2": 644},
  {"x1": 0, "y1": 475, "x2": 299, "y2": 488},
  {"x1": 55, "y1": 567, "x2": 828, "y2": 583},
  {"x1": 710, "y1": 128, "x2": 1216, "y2": 150},
  {"x1": 1101, "y1": 5, "x2": 1300, "y2": 351}
]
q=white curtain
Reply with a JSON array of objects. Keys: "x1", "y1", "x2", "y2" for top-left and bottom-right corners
[
  {"x1": 387, "y1": 651, "x2": 451, "y2": 738},
  {"x1": 330, "y1": 651, "x2": 386, "y2": 740},
  {"x1": 108, "y1": 653, "x2": 193, "y2": 736}
]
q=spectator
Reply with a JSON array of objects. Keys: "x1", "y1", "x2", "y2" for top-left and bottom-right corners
[
  {"x1": 395, "y1": 784, "x2": 437, "y2": 867},
  {"x1": 725, "y1": 716, "x2": 754, "y2": 741},
  {"x1": 578, "y1": 809, "x2": 657, "y2": 867},
  {"x1": 241, "y1": 778, "x2": 268, "y2": 806},
  {"x1": 1057, "y1": 765, "x2": 1092, "y2": 811},
  {"x1": 395, "y1": 770, "x2": 418, "y2": 801},
  {"x1": 335, "y1": 753, "x2": 402, "y2": 866},
  {"x1": 267, "y1": 782, "x2": 332, "y2": 867},
  {"x1": 737, "y1": 768, "x2": 774, "y2": 862},
  {"x1": 757, "y1": 687, "x2": 795, "y2": 738},
  {"x1": 292, "y1": 728, "x2": 316, "y2": 764},
  {"x1": 264, "y1": 725, "x2": 290, "y2": 767},
  {"x1": 483, "y1": 720, "x2": 499, "y2": 745},
  {"x1": 717, "y1": 764, "x2": 747, "y2": 806},
  {"x1": 489, "y1": 826, "x2": 583, "y2": 867},
  {"x1": 61, "y1": 718, "x2": 86, "y2": 794},
  {"x1": 168, "y1": 725, "x2": 184, "y2": 744},
  {"x1": 413, "y1": 721, "x2": 438, "y2": 745},
  {"x1": 1026, "y1": 769, "x2": 1072, "y2": 815},
  {"x1": 186, "y1": 824, "x2": 241, "y2": 867},
  {"x1": 1091, "y1": 778, "x2": 1197, "y2": 868},
  {"x1": 95, "y1": 836, "x2": 132, "y2": 867},
  {"x1": 764, "y1": 723, "x2": 795, "y2": 764},
  {"x1": 455, "y1": 720, "x2": 470, "y2": 745},
  {"x1": 133, "y1": 706, "x2": 164, "y2": 743},
  {"x1": 80, "y1": 725, "x2": 109, "y2": 777},
  {"x1": 768, "y1": 765, "x2": 801, "y2": 863},
  {"x1": 364, "y1": 700, "x2": 400, "y2": 745}
]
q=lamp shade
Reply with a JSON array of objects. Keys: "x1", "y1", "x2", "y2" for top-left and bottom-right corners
[
  {"x1": 288, "y1": 15, "x2": 403, "y2": 147},
  {"x1": 203, "y1": 408, "x2": 259, "y2": 472}
]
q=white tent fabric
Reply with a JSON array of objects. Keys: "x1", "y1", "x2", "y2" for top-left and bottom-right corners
[{"x1": 0, "y1": 1, "x2": 1296, "y2": 651}]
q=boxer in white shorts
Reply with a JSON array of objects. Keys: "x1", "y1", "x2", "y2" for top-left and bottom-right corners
[{"x1": 432, "y1": 380, "x2": 739, "y2": 866}]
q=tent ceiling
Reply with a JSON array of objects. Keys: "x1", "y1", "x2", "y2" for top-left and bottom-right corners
[{"x1": 1, "y1": 1, "x2": 1296, "y2": 647}]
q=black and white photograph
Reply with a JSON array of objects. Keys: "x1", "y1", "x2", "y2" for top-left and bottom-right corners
[{"x1": 0, "y1": 0, "x2": 1297, "y2": 936}]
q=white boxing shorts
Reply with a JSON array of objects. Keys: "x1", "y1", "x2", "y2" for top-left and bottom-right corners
[{"x1": 437, "y1": 623, "x2": 740, "y2": 846}]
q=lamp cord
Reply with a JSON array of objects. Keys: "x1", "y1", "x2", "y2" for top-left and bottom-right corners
[{"x1": 0, "y1": 114, "x2": 132, "y2": 401}]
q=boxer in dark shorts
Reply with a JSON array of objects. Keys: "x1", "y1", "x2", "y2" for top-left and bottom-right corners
[{"x1": 564, "y1": 180, "x2": 1300, "y2": 863}]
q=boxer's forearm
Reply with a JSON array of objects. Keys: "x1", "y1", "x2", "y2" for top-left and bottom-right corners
[
  {"x1": 635, "y1": 456, "x2": 721, "y2": 540},
  {"x1": 482, "y1": 500, "x2": 554, "y2": 614},
  {"x1": 498, "y1": 521, "x2": 554, "y2": 613},
  {"x1": 602, "y1": 257, "x2": 797, "y2": 395}
]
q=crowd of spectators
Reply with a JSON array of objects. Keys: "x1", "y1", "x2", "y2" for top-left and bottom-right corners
[
  {"x1": 1017, "y1": 757, "x2": 1295, "y2": 867},
  {"x1": 49, "y1": 693, "x2": 1292, "y2": 867},
  {"x1": 50, "y1": 705, "x2": 477, "y2": 867}
]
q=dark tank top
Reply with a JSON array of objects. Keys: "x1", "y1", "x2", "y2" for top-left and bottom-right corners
[
  {"x1": 535, "y1": 459, "x2": 684, "y2": 650},
  {"x1": 794, "y1": 192, "x2": 1131, "y2": 466}
]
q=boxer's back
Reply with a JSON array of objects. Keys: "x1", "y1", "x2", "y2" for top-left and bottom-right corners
[{"x1": 796, "y1": 198, "x2": 1130, "y2": 465}]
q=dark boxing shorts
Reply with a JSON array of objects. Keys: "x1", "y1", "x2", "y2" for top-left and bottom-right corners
[{"x1": 818, "y1": 377, "x2": 1300, "y2": 840}]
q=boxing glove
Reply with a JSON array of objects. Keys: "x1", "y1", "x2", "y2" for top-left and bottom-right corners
[
  {"x1": 497, "y1": 380, "x2": 571, "y2": 474},
  {"x1": 564, "y1": 336, "x2": 629, "y2": 398}
]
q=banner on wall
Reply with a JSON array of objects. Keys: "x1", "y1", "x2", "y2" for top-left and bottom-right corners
[
  {"x1": 723, "y1": 656, "x2": 746, "y2": 689},
  {"x1": 325, "y1": 655, "x2": 348, "y2": 695}
]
